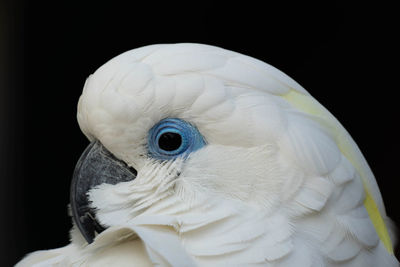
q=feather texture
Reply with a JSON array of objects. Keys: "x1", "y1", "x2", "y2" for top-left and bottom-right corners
[{"x1": 18, "y1": 43, "x2": 398, "y2": 266}]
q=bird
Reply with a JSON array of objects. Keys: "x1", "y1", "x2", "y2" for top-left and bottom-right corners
[{"x1": 16, "y1": 43, "x2": 399, "y2": 266}]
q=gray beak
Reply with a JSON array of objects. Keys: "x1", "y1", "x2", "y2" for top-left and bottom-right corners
[{"x1": 70, "y1": 141, "x2": 137, "y2": 244}]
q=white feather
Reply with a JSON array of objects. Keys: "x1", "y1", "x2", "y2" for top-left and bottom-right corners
[{"x1": 18, "y1": 43, "x2": 398, "y2": 266}]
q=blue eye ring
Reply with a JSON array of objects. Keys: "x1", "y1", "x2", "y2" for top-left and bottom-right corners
[{"x1": 148, "y1": 118, "x2": 206, "y2": 160}]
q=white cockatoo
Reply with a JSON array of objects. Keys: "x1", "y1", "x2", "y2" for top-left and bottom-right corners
[{"x1": 17, "y1": 43, "x2": 398, "y2": 266}]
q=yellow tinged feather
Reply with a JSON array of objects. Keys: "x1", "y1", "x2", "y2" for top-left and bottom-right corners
[
  {"x1": 364, "y1": 186, "x2": 394, "y2": 254},
  {"x1": 282, "y1": 89, "x2": 394, "y2": 254}
]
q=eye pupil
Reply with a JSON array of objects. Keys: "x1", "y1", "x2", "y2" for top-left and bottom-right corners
[{"x1": 158, "y1": 132, "x2": 182, "y2": 151}]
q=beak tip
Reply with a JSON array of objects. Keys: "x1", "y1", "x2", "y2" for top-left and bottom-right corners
[{"x1": 72, "y1": 209, "x2": 105, "y2": 244}]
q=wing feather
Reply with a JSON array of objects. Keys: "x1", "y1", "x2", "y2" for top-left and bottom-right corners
[{"x1": 281, "y1": 89, "x2": 395, "y2": 254}]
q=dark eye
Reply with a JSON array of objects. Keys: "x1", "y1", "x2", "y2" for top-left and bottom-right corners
[
  {"x1": 148, "y1": 118, "x2": 206, "y2": 160},
  {"x1": 158, "y1": 132, "x2": 182, "y2": 151}
]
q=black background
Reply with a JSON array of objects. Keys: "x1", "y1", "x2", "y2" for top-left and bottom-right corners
[{"x1": 1, "y1": 1, "x2": 399, "y2": 266}]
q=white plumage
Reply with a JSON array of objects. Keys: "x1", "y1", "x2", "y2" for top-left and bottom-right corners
[{"x1": 17, "y1": 43, "x2": 398, "y2": 266}]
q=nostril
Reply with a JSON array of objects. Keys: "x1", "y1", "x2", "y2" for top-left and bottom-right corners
[{"x1": 97, "y1": 141, "x2": 137, "y2": 179}]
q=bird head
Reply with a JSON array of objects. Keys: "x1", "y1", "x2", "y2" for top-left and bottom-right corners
[
  {"x1": 71, "y1": 43, "x2": 300, "y2": 243},
  {"x1": 69, "y1": 44, "x2": 394, "y2": 265}
]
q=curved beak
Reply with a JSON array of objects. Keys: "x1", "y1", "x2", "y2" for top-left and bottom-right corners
[{"x1": 70, "y1": 141, "x2": 137, "y2": 244}]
